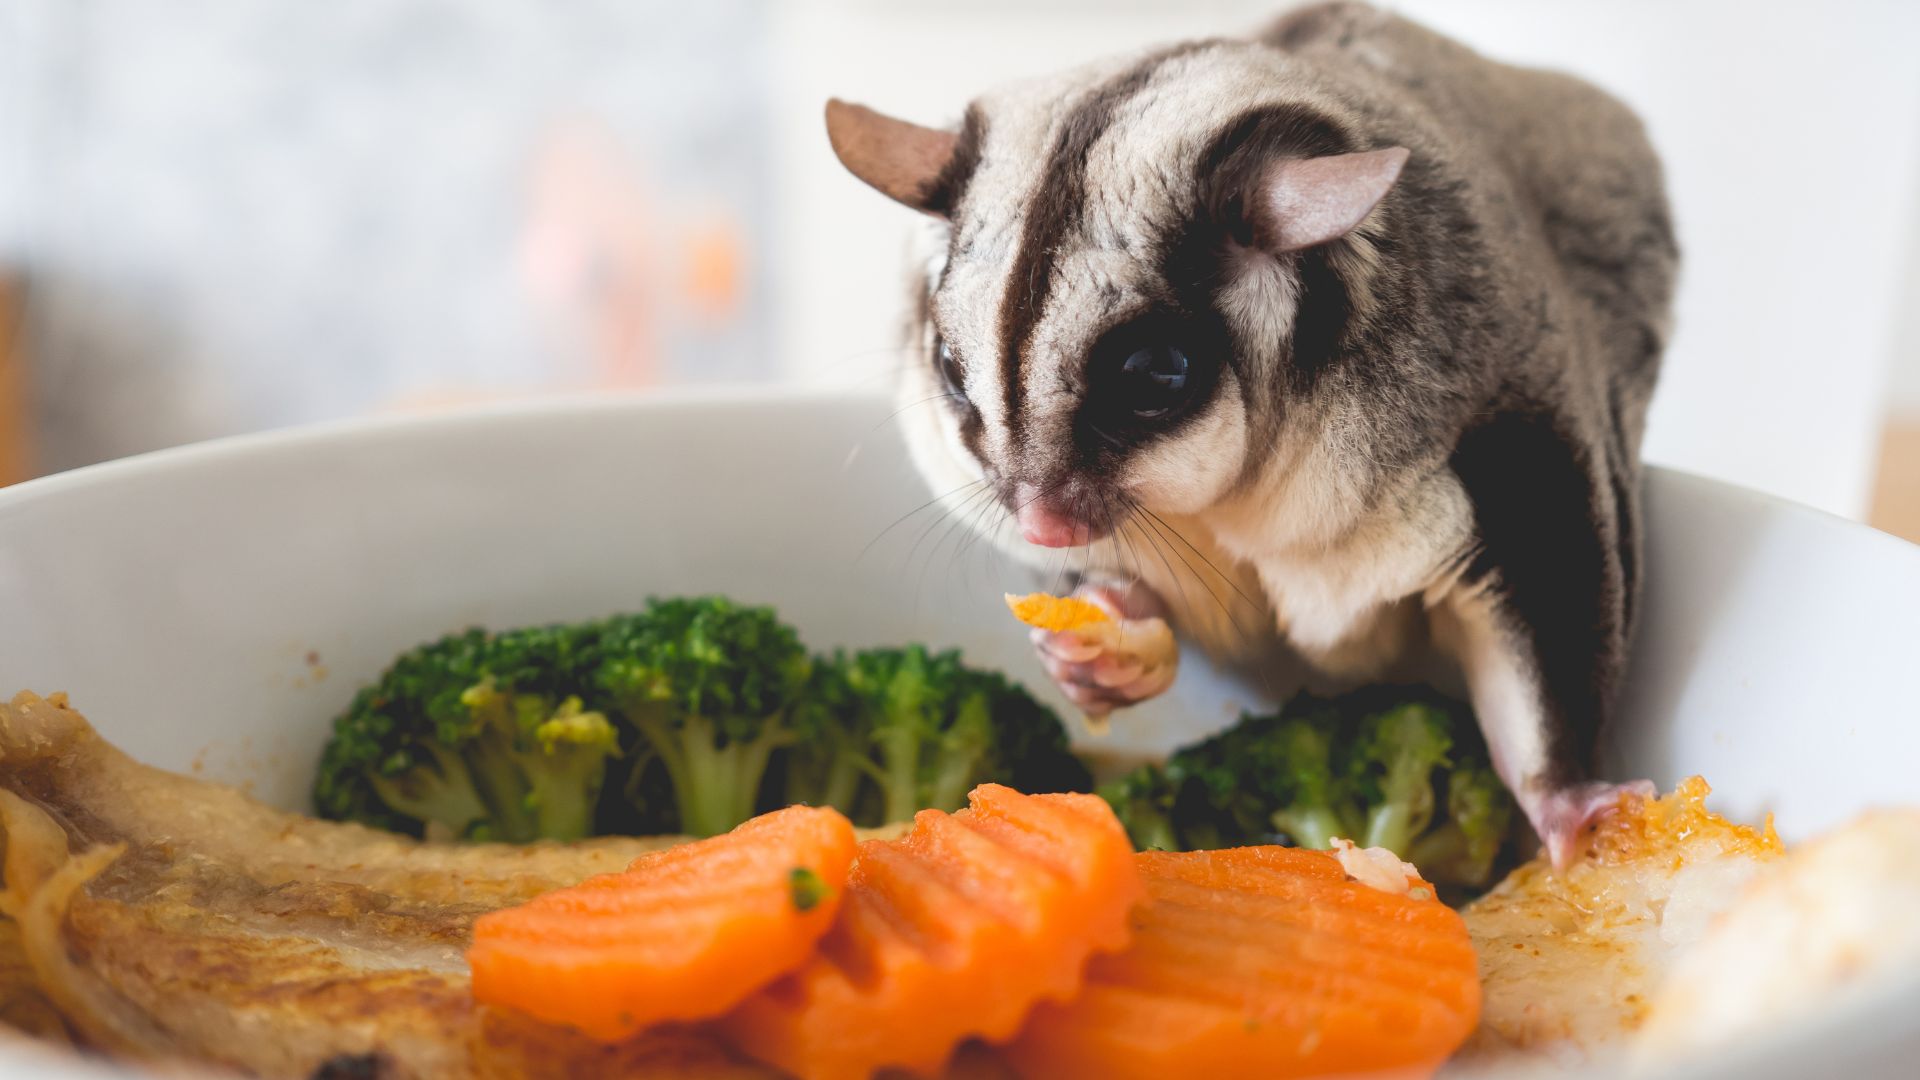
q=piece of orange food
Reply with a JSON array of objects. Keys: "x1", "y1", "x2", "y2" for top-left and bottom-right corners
[
  {"x1": 1005, "y1": 591, "x2": 1111, "y2": 634},
  {"x1": 467, "y1": 803, "x2": 857, "y2": 1041},
  {"x1": 1004, "y1": 845, "x2": 1482, "y2": 1079},
  {"x1": 721, "y1": 785, "x2": 1144, "y2": 1080}
]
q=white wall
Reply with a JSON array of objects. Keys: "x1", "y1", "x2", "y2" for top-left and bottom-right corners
[
  {"x1": 1892, "y1": 203, "x2": 1920, "y2": 416},
  {"x1": 767, "y1": 0, "x2": 1920, "y2": 519},
  {"x1": 1, "y1": 0, "x2": 778, "y2": 474}
]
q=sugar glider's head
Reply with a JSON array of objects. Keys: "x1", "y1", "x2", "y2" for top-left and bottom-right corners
[{"x1": 828, "y1": 42, "x2": 1408, "y2": 549}]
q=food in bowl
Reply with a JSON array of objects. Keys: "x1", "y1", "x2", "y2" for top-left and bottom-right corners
[
  {"x1": 1456, "y1": 777, "x2": 1786, "y2": 1065},
  {"x1": 310, "y1": 597, "x2": 1091, "y2": 845},
  {"x1": 1632, "y1": 807, "x2": 1920, "y2": 1066},
  {"x1": 1096, "y1": 685, "x2": 1516, "y2": 893},
  {"x1": 0, "y1": 690, "x2": 1488, "y2": 1078},
  {"x1": 3, "y1": 598, "x2": 1917, "y2": 1078},
  {"x1": 0, "y1": 690, "x2": 729, "y2": 1076},
  {"x1": 14, "y1": 680, "x2": 1898, "y2": 1080},
  {"x1": 306, "y1": 595, "x2": 1518, "y2": 897}
]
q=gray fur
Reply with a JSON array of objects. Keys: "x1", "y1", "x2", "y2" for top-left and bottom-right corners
[{"x1": 858, "y1": 1, "x2": 1677, "y2": 856}]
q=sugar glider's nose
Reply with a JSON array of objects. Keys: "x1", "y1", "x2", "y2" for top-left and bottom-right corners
[{"x1": 1014, "y1": 486, "x2": 1095, "y2": 548}]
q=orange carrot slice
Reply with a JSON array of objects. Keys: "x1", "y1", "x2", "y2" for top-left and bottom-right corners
[
  {"x1": 1004, "y1": 846, "x2": 1481, "y2": 1079},
  {"x1": 1005, "y1": 592, "x2": 1111, "y2": 633},
  {"x1": 467, "y1": 804, "x2": 857, "y2": 1041},
  {"x1": 721, "y1": 785, "x2": 1143, "y2": 1080}
]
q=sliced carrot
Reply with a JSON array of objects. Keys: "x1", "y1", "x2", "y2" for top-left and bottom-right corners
[
  {"x1": 1004, "y1": 846, "x2": 1481, "y2": 1080},
  {"x1": 1004, "y1": 592, "x2": 1111, "y2": 633},
  {"x1": 467, "y1": 803, "x2": 857, "y2": 1041},
  {"x1": 720, "y1": 785, "x2": 1143, "y2": 1080}
]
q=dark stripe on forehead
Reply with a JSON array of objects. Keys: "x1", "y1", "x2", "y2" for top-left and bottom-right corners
[{"x1": 996, "y1": 43, "x2": 1212, "y2": 439}]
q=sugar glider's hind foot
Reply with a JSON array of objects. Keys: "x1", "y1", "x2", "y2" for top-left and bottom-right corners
[{"x1": 1527, "y1": 778, "x2": 1658, "y2": 869}]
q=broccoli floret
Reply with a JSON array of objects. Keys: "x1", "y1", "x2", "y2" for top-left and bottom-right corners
[
  {"x1": 609, "y1": 744, "x2": 679, "y2": 837},
  {"x1": 1098, "y1": 763, "x2": 1182, "y2": 852},
  {"x1": 1346, "y1": 701, "x2": 1454, "y2": 853},
  {"x1": 1095, "y1": 687, "x2": 1519, "y2": 890},
  {"x1": 524, "y1": 696, "x2": 623, "y2": 840},
  {"x1": 311, "y1": 626, "x2": 621, "y2": 843},
  {"x1": 597, "y1": 597, "x2": 812, "y2": 838},
  {"x1": 364, "y1": 741, "x2": 487, "y2": 841},
  {"x1": 829, "y1": 646, "x2": 1092, "y2": 825},
  {"x1": 782, "y1": 657, "x2": 869, "y2": 814},
  {"x1": 783, "y1": 645, "x2": 1089, "y2": 827},
  {"x1": 1158, "y1": 702, "x2": 1361, "y2": 851},
  {"x1": 1261, "y1": 714, "x2": 1361, "y2": 850},
  {"x1": 1407, "y1": 762, "x2": 1515, "y2": 888}
]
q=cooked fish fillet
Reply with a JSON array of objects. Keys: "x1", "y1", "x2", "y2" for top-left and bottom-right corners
[
  {"x1": 0, "y1": 902, "x2": 74, "y2": 1046},
  {"x1": 0, "y1": 690, "x2": 781, "y2": 1079},
  {"x1": 1450, "y1": 777, "x2": 1784, "y2": 1073},
  {"x1": 1634, "y1": 808, "x2": 1920, "y2": 1067}
]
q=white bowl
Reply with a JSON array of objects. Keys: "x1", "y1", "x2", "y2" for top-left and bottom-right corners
[{"x1": 1, "y1": 386, "x2": 1916, "y2": 1078}]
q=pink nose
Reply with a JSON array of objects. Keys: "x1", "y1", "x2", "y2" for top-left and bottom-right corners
[{"x1": 1016, "y1": 496, "x2": 1090, "y2": 548}]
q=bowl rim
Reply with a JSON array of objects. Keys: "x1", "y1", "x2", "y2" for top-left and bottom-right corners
[
  {"x1": 0, "y1": 383, "x2": 852, "y2": 508},
  {"x1": 3, "y1": 383, "x2": 1913, "y2": 557}
]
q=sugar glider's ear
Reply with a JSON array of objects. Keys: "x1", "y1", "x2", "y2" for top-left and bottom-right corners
[
  {"x1": 824, "y1": 99, "x2": 960, "y2": 217},
  {"x1": 1251, "y1": 146, "x2": 1410, "y2": 252}
]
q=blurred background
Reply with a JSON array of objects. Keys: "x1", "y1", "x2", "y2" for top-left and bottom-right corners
[{"x1": 2, "y1": 0, "x2": 1917, "y2": 539}]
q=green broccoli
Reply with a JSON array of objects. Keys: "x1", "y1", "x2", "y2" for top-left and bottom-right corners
[
  {"x1": 1097, "y1": 687, "x2": 1519, "y2": 890},
  {"x1": 1407, "y1": 762, "x2": 1515, "y2": 888},
  {"x1": 315, "y1": 598, "x2": 1086, "y2": 844},
  {"x1": 792, "y1": 645, "x2": 1092, "y2": 827},
  {"x1": 782, "y1": 657, "x2": 869, "y2": 815},
  {"x1": 1346, "y1": 702, "x2": 1454, "y2": 853},
  {"x1": 1095, "y1": 763, "x2": 1181, "y2": 852},
  {"x1": 1259, "y1": 713, "x2": 1361, "y2": 851},
  {"x1": 596, "y1": 597, "x2": 812, "y2": 838},
  {"x1": 311, "y1": 625, "x2": 621, "y2": 842},
  {"x1": 521, "y1": 694, "x2": 624, "y2": 840},
  {"x1": 787, "y1": 866, "x2": 831, "y2": 912},
  {"x1": 1160, "y1": 701, "x2": 1364, "y2": 851}
]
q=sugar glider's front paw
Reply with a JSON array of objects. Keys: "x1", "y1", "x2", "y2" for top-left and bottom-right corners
[{"x1": 1027, "y1": 582, "x2": 1178, "y2": 726}]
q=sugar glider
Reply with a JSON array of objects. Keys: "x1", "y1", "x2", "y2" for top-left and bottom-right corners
[{"x1": 824, "y1": 1, "x2": 1678, "y2": 866}]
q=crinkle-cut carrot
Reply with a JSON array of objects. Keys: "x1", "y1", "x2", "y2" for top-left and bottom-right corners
[
  {"x1": 467, "y1": 804, "x2": 857, "y2": 1041},
  {"x1": 720, "y1": 785, "x2": 1143, "y2": 1080},
  {"x1": 1005, "y1": 592, "x2": 1112, "y2": 634},
  {"x1": 1004, "y1": 845, "x2": 1481, "y2": 1080}
]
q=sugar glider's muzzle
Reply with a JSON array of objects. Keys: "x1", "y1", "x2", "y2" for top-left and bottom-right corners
[{"x1": 1012, "y1": 483, "x2": 1109, "y2": 548}]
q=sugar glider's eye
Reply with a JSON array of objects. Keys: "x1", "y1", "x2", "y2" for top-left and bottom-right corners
[
  {"x1": 935, "y1": 336, "x2": 967, "y2": 400},
  {"x1": 1114, "y1": 343, "x2": 1193, "y2": 419},
  {"x1": 1082, "y1": 320, "x2": 1216, "y2": 442}
]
